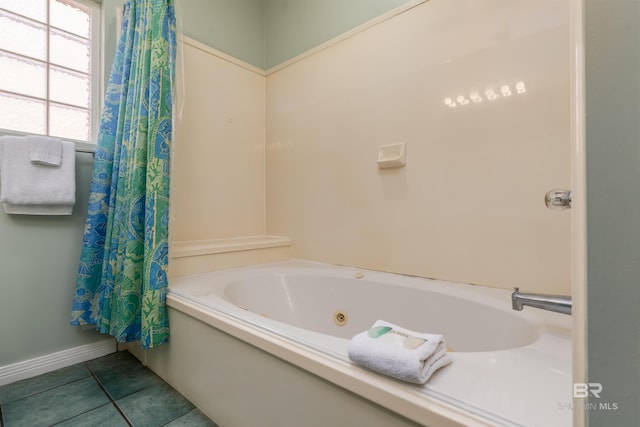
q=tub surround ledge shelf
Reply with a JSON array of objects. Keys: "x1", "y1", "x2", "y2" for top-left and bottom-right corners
[{"x1": 169, "y1": 235, "x2": 292, "y2": 277}]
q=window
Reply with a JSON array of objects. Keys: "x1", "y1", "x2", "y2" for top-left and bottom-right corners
[{"x1": 0, "y1": 0, "x2": 100, "y2": 142}]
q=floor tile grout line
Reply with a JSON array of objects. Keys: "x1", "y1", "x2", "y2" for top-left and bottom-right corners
[
  {"x1": 86, "y1": 355, "x2": 212, "y2": 426},
  {"x1": 0, "y1": 375, "x2": 93, "y2": 407},
  {"x1": 85, "y1": 354, "x2": 167, "y2": 401},
  {"x1": 48, "y1": 402, "x2": 115, "y2": 427},
  {"x1": 2, "y1": 376, "x2": 111, "y2": 427},
  {"x1": 111, "y1": 400, "x2": 134, "y2": 426},
  {"x1": 87, "y1": 368, "x2": 133, "y2": 427},
  {"x1": 158, "y1": 408, "x2": 198, "y2": 427}
]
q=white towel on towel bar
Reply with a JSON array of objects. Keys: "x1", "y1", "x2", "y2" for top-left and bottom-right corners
[
  {"x1": 0, "y1": 136, "x2": 76, "y2": 215},
  {"x1": 28, "y1": 135, "x2": 62, "y2": 166}
]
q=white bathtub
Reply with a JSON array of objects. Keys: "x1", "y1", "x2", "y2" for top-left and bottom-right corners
[{"x1": 164, "y1": 260, "x2": 572, "y2": 427}]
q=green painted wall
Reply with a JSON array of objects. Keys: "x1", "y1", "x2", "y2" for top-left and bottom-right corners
[
  {"x1": 103, "y1": 0, "x2": 265, "y2": 72},
  {"x1": 0, "y1": 155, "x2": 108, "y2": 366},
  {"x1": 585, "y1": 1, "x2": 640, "y2": 425},
  {"x1": 101, "y1": 0, "x2": 124, "y2": 82},
  {"x1": 264, "y1": 0, "x2": 412, "y2": 69},
  {"x1": 179, "y1": 0, "x2": 264, "y2": 68},
  {"x1": 106, "y1": 0, "x2": 414, "y2": 72}
]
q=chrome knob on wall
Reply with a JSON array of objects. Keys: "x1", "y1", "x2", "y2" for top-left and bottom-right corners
[{"x1": 545, "y1": 189, "x2": 572, "y2": 210}]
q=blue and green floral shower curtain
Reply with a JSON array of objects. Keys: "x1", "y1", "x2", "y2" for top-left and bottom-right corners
[{"x1": 71, "y1": 0, "x2": 176, "y2": 348}]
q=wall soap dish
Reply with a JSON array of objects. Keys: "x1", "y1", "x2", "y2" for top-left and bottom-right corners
[{"x1": 377, "y1": 143, "x2": 406, "y2": 169}]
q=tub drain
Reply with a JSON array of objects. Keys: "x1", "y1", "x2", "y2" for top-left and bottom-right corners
[{"x1": 334, "y1": 310, "x2": 348, "y2": 326}]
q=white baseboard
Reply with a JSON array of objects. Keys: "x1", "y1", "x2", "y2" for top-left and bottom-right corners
[{"x1": 0, "y1": 339, "x2": 117, "y2": 387}]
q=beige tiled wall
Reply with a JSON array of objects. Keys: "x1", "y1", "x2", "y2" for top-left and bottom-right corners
[
  {"x1": 171, "y1": 39, "x2": 266, "y2": 242},
  {"x1": 265, "y1": 0, "x2": 571, "y2": 293},
  {"x1": 170, "y1": 1, "x2": 571, "y2": 293}
]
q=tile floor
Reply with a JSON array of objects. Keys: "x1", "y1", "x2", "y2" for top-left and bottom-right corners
[{"x1": 0, "y1": 351, "x2": 218, "y2": 427}]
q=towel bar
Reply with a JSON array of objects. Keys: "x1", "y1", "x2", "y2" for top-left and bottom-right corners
[{"x1": 74, "y1": 143, "x2": 96, "y2": 155}]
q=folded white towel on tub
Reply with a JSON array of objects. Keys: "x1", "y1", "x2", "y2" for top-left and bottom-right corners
[{"x1": 347, "y1": 320, "x2": 452, "y2": 384}]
